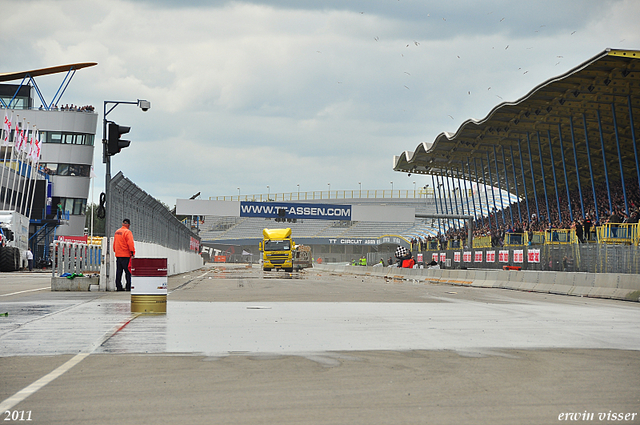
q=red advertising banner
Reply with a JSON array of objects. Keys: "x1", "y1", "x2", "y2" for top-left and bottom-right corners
[
  {"x1": 432, "y1": 253, "x2": 438, "y2": 262},
  {"x1": 439, "y1": 253, "x2": 447, "y2": 263},
  {"x1": 463, "y1": 251, "x2": 472, "y2": 262},
  {"x1": 499, "y1": 250, "x2": 509, "y2": 263},
  {"x1": 474, "y1": 251, "x2": 483, "y2": 262},
  {"x1": 514, "y1": 250, "x2": 524, "y2": 263},
  {"x1": 486, "y1": 251, "x2": 495, "y2": 262},
  {"x1": 454, "y1": 252, "x2": 461, "y2": 263},
  {"x1": 528, "y1": 249, "x2": 540, "y2": 263},
  {"x1": 417, "y1": 253, "x2": 423, "y2": 263},
  {"x1": 57, "y1": 235, "x2": 88, "y2": 244}
]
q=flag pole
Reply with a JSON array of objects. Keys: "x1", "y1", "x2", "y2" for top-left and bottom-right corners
[
  {"x1": 8, "y1": 118, "x2": 26, "y2": 210},
  {"x1": 1, "y1": 113, "x2": 17, "y2": 210},
  {"x1": 23, "y1": 128, "x2": 39, "y2": 218},
  {"x1": 16, "y1": 124, "x2": 32, "y2": 215},
  {"x1": 0, "y1": 111, "x2": 13, "y2": 202}
]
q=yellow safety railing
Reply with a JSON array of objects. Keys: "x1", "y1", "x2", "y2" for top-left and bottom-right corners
[
  {"x1": 446, "y1": 239, "x2": 464, "y2": 250},
  {"x1": 596, "y1": 223, "x2": 636, "y2": 245},
  {"x1": 530, "y1": 231, "x2": 546, "y2": 245},
  {"x1": 87, "y1": 236, "x2": 104, "y2": 246},
  {"x1": 472, "y1": 235, "x2": 491, "y2": 248},
  {"x1": 544, "y1": 229, "x2": 573, "y2": 245},
  {"x1": 424, "y1": 240, "x2": 440, "y2": 251},
  {"x1": 503, "y1": 233, "x2": 526, "y2": 246}
]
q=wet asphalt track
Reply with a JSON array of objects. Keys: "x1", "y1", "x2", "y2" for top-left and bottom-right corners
[{"x1": 0, "y1": 264, "x2": 639, "y2": 424}]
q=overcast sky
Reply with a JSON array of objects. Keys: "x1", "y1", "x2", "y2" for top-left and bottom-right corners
[{"x1": 2, "y1": 0, "x2": 638, "y2": 206}]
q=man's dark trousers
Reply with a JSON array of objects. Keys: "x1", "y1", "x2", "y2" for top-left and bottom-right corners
[{"x1": 116, "y1": 257, "x2": 132, "y2": 291}]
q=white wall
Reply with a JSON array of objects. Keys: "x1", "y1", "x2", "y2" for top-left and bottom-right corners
[{"x1": 100, "y1": 238, "x2": 204, "y2": 291}]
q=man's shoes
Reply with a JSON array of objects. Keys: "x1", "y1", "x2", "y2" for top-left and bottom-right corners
[
  {"x1": 125, "y1": 288, "x2": 131, "y2": 292},
  {"x1": 116, "y1": 287, "x2": 125, "y2": 292}
]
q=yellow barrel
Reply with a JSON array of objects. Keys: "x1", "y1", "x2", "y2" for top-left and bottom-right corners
[
  {"x1": 131, "y1": 295, "x2": 167, "y2": 314},
  {"x1": 130, "y1": 258, "x2": 168, "y2": 315}
]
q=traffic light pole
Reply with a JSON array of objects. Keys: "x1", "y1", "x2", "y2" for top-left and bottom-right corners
[{"x1": 102, "y1": 99, "x2": 150, "y2": 289}]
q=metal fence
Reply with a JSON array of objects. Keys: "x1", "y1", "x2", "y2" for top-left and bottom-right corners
[
  {"x1": 406, "y1": 244, "x2": 640, "y2": 274},
  {"x1": 52, "y1": 240, "x2": 102, "y2": 276},
  {"x1": 109, "y1": 172, "x2": 199, "y2": 252}
]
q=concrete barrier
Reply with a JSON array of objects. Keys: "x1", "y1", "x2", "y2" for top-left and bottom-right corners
[
  {"x1": 51, "y1": 276, "x2": 100, "y2": 291},
  {"x1": 314, "y1": 264, "x2": 640, "y2": 302}
]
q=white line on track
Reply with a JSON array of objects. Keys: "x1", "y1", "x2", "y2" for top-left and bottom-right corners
[
  {"x1": 0, "y1": 313, "x2": 141, "y2": 412},
  {"x1": 0, "y1": 287, "x2": 50, "y2": 297}
]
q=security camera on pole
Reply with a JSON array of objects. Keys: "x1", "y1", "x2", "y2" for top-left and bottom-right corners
[{"x1": 100, "y1": 99, "x2": 150, "y2": 291}]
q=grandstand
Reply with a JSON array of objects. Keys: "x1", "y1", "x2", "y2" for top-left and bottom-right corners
[{"x1": 200, "y1": 49, "x2": 640, "y2": 272}]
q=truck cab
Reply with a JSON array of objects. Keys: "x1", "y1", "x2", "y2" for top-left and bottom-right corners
[{"x1": 259, "y1": 228, "x2": 294, "y2": 272}]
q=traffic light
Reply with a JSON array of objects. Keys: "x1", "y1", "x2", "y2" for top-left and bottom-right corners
[{"x1": 107, "y1": 121, "x2": 131, "y2": 155}]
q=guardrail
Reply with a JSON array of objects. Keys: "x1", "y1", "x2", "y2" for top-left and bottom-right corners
[
  {"x1": 503, "y1": 233, "x2": 525, "y2": 246},
  {"x1": 52, "y1": 240, "x2": 102, "y2": 277},
  {"x1": 545, "y1": 229, "x2": 573, "y2": 245},
  {"x1": 472, "y1": 236, "x2": 491, "y2": 248},
  {"x1": 597, "y1": 223, "x2": 638, "y2": 245}
]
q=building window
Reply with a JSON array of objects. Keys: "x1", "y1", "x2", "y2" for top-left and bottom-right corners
[
  {"x1": 42, "y1": 163, "x2": 91, "y2": 177},
  {"x1": 40, "y1": 131, "x2": 94, "y2": 146},
  {"x1": 52, "y1": 197, "x2": 87, "y2": 216}
]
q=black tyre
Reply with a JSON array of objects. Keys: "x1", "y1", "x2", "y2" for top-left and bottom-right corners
[
  {"x1": 13, "y1": 248, "x2": 20, "y2": 270},
  {"x1": 263, "y1": 268, "x2": 272, "y2": 272},
  {"x1": 0, "y1": 248, "x2": 14, "y2": 272}
]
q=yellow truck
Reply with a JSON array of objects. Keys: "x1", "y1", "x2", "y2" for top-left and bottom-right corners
[{"x1": 259, "y1": 228, "x2": 294, "y2": 272}]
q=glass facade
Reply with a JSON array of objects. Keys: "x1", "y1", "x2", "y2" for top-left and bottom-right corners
[
  {"x1": 52, "y1": 197, "x2": 87, "y2": 216},
  {"x1": 41, "y1": 131, "x2": 94, "y2": 146},
  {"x1": 41, "y1": 163, "x2": 91, "y2": 177},
  {"x1": 4, "y1": 130, "x2": 94, "y2": 146}
]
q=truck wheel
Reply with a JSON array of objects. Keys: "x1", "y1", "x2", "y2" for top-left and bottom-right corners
[
  {"x1": 0, "y1": 248, "x2": 13, "y2": 272},
  {"x1": 285, "y1": 268, "x2": 293, "y2": 273},
  {"x1": 263, "y1": 268, "x2": 272, "y2": 272},
  {"x1": 13, "y1": 248, "x2": 20, "y2": 271}
]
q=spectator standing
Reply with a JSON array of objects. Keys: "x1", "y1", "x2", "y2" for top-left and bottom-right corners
[
  {"x1": 583, "y1": 216, "x2": 592, "y2": 241},
  {"x1": 574, "y1": 220, "x2": 584, "y2": 243},
  {"x1": 26, "y1": 248, "x2": 33, "y2": 271}
]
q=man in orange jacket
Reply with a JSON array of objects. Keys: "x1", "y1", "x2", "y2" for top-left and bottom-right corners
[{"x1": 114, "y1": 218, "x2": 135, "y2": 291}]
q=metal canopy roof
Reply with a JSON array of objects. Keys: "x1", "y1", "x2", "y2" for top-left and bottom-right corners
[
  {"x1": 393, "y1": 48, "x2": 640, "y2": 200},
  {"x1": 0, "y1": 62, "x2": 97, "y2": 82}
]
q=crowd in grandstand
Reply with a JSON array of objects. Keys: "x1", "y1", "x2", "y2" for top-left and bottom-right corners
[
  {"x1": 411, "y1": 176, "x2": 640, "y2": 250},
  {"x1": 40, "y1": 104, "x2": 95, "y2": 112}
]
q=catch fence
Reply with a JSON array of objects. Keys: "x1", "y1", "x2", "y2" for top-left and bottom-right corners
[{"x1": 108, "y1": 172, "x2": 199, "y2": 252}]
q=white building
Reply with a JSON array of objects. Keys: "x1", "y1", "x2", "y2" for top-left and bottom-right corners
[{"x1": 0, "y1": 63, "x2": 98, "y2": 245}]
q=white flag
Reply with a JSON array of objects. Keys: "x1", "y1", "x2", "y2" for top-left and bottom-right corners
[
  {"x1": 31, "y1": 131, "x2": 41, "y2": 164},
  {"x1": 15, "y1": 123, "x2": 24, "y2": 151},
  {"x1": 27, "y1": 128, "x2": 35, "y2": 162},
  {"x1": 22, "y1": 126, "x2": 29, "y2": 154},
  {"x1": 2, "y1": 111, "x2": 12, "y2": 146}
]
